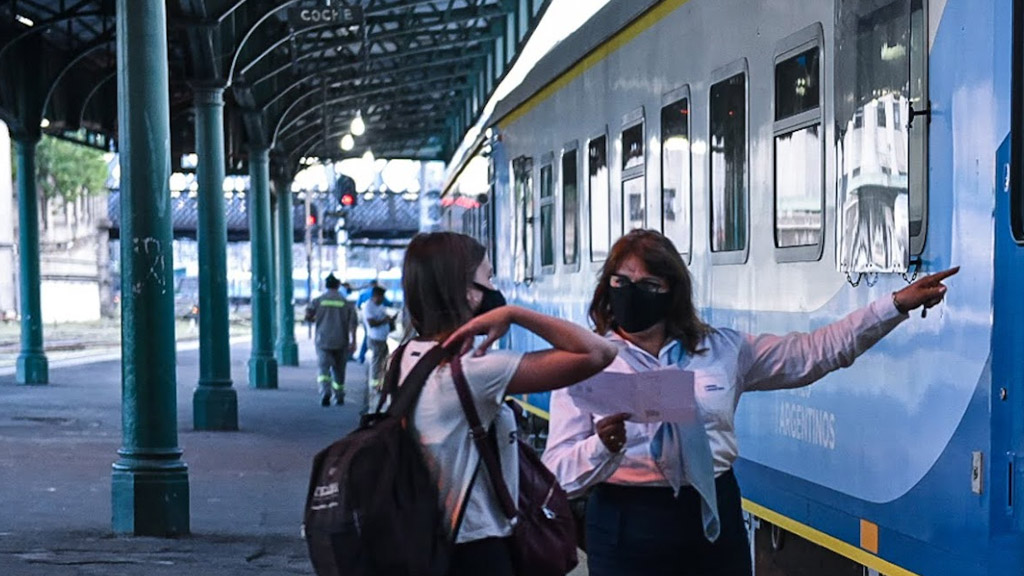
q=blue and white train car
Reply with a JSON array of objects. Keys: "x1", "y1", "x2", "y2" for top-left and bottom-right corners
[{"x1": 442, "y1": 0, "x2": 1024, "y2": 573}]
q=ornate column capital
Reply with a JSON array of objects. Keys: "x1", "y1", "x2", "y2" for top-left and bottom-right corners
[{"x1": 190, "y1": 81, "x2": 226, "y2": 107}]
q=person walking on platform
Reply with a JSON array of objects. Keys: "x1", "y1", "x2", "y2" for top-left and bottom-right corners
[
  {"x1": 541, "y1": 229, "x2": 958, "y2": 576},
  {"x1": 305, "y1": 273, "x2": 358, "y2": 406},
  {"x1": 396, "y1": 232, "x2": 617, "y2": 576},
  {"x1": 362, "y1": 285, "x2": 394, "y2": 390},
  {"x1": 355, "y1": 279, "x2": 391, "y2": 363}
]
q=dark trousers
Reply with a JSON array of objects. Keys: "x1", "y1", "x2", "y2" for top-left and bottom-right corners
[
  {"x1": 447, "y1": 537, "x2": 514, "y2": 576},
  {"x1": 316, "y1": 347, "x2": 348, "y2": 400},
  {"x1": 585, "y1": 470, "x2": 752, "y2": 576}
]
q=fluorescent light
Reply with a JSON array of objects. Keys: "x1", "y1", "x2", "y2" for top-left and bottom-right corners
[
  {"x1": 15, "y1": 15, "x2": 34, "y2": 27},
  {"x1": 340, "y1": 134, "x2": 354, "y2": 151},
  {"x1": 350, "y1": 112, "x2": 365, "y2": 136}
]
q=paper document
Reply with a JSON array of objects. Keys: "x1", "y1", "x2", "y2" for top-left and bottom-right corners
[{"x1": 567, "y1": 367, "x2": 697, "y2": 423}]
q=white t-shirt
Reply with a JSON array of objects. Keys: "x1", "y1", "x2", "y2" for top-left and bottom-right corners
[
  {"x1": 362, "y1": 300, "x2": 391, "y2": 342},
  {"x1": 399, "y1": 340, "x2": 523, "y2": 543}
]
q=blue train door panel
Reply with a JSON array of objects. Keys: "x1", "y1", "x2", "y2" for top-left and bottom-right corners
[{"x1": 996, "y1": 1, "x2": 1024, "y2": 538}]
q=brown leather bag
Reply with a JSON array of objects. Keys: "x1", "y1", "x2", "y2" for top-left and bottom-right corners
[{"x1": 450, "y1": 355, "x2": 579, "y2": 576}]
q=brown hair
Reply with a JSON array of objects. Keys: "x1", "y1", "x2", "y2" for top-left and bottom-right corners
[
  {"x1": 402, "y1": 232, "x2": 487, "y2": 340},
  {"x1": 589, "y1": 229, "x2": 711, "y2": 355}
]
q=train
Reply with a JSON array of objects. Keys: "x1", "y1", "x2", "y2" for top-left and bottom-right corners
[{"x1": 439, "y1": 0, "x2": 1024, "y2": 574}]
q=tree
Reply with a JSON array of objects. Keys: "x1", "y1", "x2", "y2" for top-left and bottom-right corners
[{"x1": 34, "y1": 135, "x2": 108, "y2": 202}]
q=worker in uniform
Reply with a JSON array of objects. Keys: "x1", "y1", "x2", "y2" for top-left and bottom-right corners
[{"x1": 305, "y1": 273, "x2": 358, "y2": 406}]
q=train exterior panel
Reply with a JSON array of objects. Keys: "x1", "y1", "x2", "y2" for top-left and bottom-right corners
[{"x1": 442, "y1": 0, "x2": 1023, "y2": 573}]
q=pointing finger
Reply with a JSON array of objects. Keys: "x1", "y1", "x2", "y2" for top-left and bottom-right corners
[{"x1": 924, "y1": 266, "x2": 960, "y2": 283}]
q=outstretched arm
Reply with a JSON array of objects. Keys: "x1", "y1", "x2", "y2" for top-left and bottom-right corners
[
  {"x1": 742, "y1": 267, "x2": 958, "y2": 391},
  {"x1": 443, "y1": 305, "x2": 617, "y2": 394}
]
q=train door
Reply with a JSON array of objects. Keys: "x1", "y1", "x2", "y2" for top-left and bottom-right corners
[{"x1": 997, "y1": 0, "x2": 1024, "y2": 533}]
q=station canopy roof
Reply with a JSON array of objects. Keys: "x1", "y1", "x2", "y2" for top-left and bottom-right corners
[{"x1": 0, "y1": 0, "x2": 550, "y2": 176}]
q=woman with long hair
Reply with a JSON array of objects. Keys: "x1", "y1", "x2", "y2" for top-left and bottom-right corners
[
  {"x1": 397, "y1": 231, "x2": 617, "y2": 576},
  {"x1": 541, "y1": 229, "x2": 957, "y2": 576}
]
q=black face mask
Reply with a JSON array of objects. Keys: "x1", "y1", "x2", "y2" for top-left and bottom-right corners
[
  {"x1": 473, "y1": 282, "x2": 507, "y2": 316},
  {"x1": 609, "y1": 284, "x2": 672, "y2": 333}
]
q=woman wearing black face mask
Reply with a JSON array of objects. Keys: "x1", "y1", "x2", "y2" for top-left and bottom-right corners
[
  {"x1": 541, "y1": 229, "x2": 958, "y2": 576},
  {"x1": 394, "y1": 232, "x2": 617, "y2": 576}
]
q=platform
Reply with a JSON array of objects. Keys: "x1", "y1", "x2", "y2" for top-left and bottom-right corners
[{"x1": 0, "y1": 337, "x2": 364, "y2": 575}]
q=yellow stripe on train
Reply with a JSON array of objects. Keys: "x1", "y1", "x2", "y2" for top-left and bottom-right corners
[
  {"x1": 741, "y1": 499, "x2": 919, "y2": 576},
  {"x1": 507, "y1": 396, "x2": 550, "y2": 420},
  {"x1": 498, "y1": 0, "x2": 692, "y2": 130}
]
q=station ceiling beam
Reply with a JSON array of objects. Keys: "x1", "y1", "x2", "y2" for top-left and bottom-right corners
[{"x1": 0, "y1": 0, "x2": 553, "y2": 172}]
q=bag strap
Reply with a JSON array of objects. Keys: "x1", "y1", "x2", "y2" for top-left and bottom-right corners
[
  {"x1": 375, "y1": 342, "x2": 409, "y2": 414},
  {"x1": 386, "y1": 343, "x2": 452, "y2": 419},
  {"x1": 450, "y1": 353, "x2": 518, "y2": 521}
]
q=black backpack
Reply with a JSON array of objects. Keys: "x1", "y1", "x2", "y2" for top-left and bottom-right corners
[{"x1": 304, "y1": 344, "x2": 453, "y2": 576}]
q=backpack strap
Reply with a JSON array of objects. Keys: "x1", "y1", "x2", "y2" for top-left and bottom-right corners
[
  {"x1": 387, "y1": 343, "x2": 452, "y2": 419},
  {"x1": 375, "y1": 342, "x2": 409, "y2": 414},
  {"x1": 450, "y1": 354, "x2": 518, "y2": 521}
]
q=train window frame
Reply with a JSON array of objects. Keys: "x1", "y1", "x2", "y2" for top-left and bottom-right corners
[
  {"x1": 588, "y1": 129, "x2": 611, "y2": 263},
  {"x1": 621, "y1": 107, "x2": 646, "y2": 236},
  {"x1": 512, "y1": 155, "x2": 535, "y2": 285},
  {"x1": 708, "y1": 59, "x2": 750, "y2": 266},
  {"x1": 773, "y1": 24, "x2": 825, "y2": 263},
  {"x1": 487, "y1": 150, "x2": 498, "y2": 272},
  {"x1": 908, "y1": 0, "x2": 929, "y2": 256},
  {"x1": 539, "y1": 152, "x2": 556, "y2": 274},
  {"x1": 834, "y1": 0, "x2": 929, "y2": 273},
  {"x1": 561, "y1": 140, "x2": 582, "y2": 271},
  {"x1": 661, "y1": 85, "x2": 693, "y2": 264}
]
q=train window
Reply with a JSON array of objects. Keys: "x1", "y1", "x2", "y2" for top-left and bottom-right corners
[
  {"x1": 589, "y1": 134, "x2": 610, "y2": 261},
  {"x1": 835, "y1": 0, "x2": 929, "y2": 273},
  {"x1": 562, "y1": 144, "x2": 581, "y2": 267},
  {"x1": 623, "y1": 178, "x2": 645, "y2": 233},
  {"x1": 512, "y1": 156, "x2": 534, "y2": 284},
  {"x1": 908, "y1": 0, "x2": 928, "y2": 253},
  {"x1": 709, "y1": 64, "x2": 749, "y2": 264},
  {"x1": 487, "y1": 154, "x2": 498, "y2": 271},
  {"x1": 774, "y1": 26, "x2": 824, "y2": 261},
  {"x1": 661, "y1": 88, "x2": 692, "y2": 259},
  {"x1": 622, "y1": 124, "x2": 644, "y2": 171},
  {"x1": 622, "y1": 109, "x2": 646, "y2": 234},
  {"x1": 539, "y1": 156, "x2": 555, "y2": 273},
  {"x1": 775, "y1": 48, "x2": 820, "y2": 120}
]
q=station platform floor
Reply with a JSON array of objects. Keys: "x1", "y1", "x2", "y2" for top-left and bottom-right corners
[{"x1": 0, "y1": 334, "x2": 591, "y2": 575}]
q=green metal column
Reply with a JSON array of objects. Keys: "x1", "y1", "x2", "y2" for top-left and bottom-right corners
[
  {"x1": 247, "y1": 149, "x2": 277, "y2": 389},
  {"x1": 275, "y1": 178, "x2": 298, "y2": 366},
  {"x1": 191, "y1": 84, "x2": 237, "y2": 430},
  {"x1": 13, "y1": 136, "x2": 48, "y2": 385},
  {"x1": 112, "y1": 0, "x2": 189, "y2": 536},
  {"x1": 269, "y1": 193, "x2": 278, "y2": 343}
]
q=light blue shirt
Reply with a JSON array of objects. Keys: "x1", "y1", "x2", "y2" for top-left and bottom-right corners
[{"x1": 541, "y1": 295, "x2": 907, "y2": 498}]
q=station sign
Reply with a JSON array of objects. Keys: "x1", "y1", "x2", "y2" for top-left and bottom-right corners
[{"x1": 288, "y1": 3, "x2": 364, "y2": 27}]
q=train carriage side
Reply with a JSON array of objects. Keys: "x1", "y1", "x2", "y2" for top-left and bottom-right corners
[{"x1": 442, "y1": 0, "x2": 1024, "y2": 573}]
